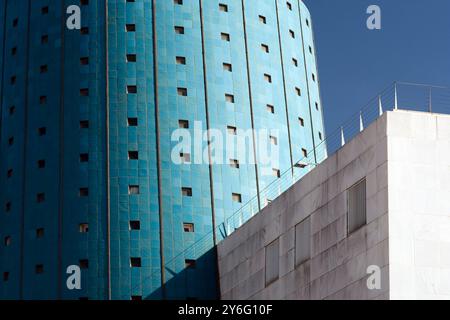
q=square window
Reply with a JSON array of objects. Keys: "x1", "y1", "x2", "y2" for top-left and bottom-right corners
[
  {"x1": 267, "y1": 104, "x2": 275, "y2": 114},
  {"x1": 41, "y1": 6, "x2": 49, "y2": 14},
  {"x1": 295, "y1": 87, "x2": 301, "y2": 96},
  {"x1": 128, "y1": 185, "x2": 140, "y2": 195},
  {"x1": 289, "y1": 30, "x2": 295, "y2": 38},
  {"x1": 36, "y1": 193, "x2": 45, "y2": 203},
  {"x1": 176, "y1": 56, "x2": 186, "y2": 65},
  {"x1": 5, "y1": 202, "x2": 11, "y2": 212},
  {"x1": 223, "y1": 63, "x2": 232, "y2": 72},
  {"x1": 225, "y1": 94, "x2": 235, "y2": 103},
  {"x1": 35, "y1": 265, "x2": 44, "y2": 274},
  {"x1": 7, "y1": 169, "x2": 13, "y2": 179},
  {"x1": 80, "y1": 57, "x2": 89, "y2": 65},
  {"x1": 270, "y1": 135, "x2": 278, "y2": 146},
  {"x1": 174, "y1": 0, "x2": 183, "y2": 5},
  {"x1": 126, "y1": 24, "x2": 136, "y2": 32},
  {"x1": 40, "y1": 96, "x2": 47, "y2": 105},
  {"x1": 11, "y1": 47, "x2": 17, "y2": 56},
  {"x1": 126, "y1": 54, "x2": 137, "y2": 62},
  {"x1": 130, "y1": 257, "x2": 141, "y2": 268},
  {"x1": 185, "y1": 259, "x2": 196, "y2": 269},
  {"x1": 180, "y1": 153, "x2": 191, "y2": 164},
  {"x1": 4, "y1": 236, "x2": 11, "y2": 247},
  {"x1": 177, "y1": 88, "x2": 188, "y2": 96},
  {"x1": 230, "y1": 159, "x2": 240, "y2": 169},
  {"x1": 128, "y1": 117, "x2": 138, "y2": 127},
  {"x1": 264, "y1": 74, "x2": 272, "y2": 83},
  {"x1": 38, "y1": 160, "x2": 46, "y2": 169},
  {"x1": 38, "y1": 127, "x2": 47, "y2": 136},
  {"x1": 286, "y1": 1, "x2": 292, "y2": 10},
  {"x1": 232, "y1": 193, "x2": 242, "y2": 203},
  {"x1": 175, "y1": 26, "x2": 185, "y2": 34},
  {"x1": 259, "y1": 15, "x2": 267, "y2": 24},
  {"x1": 3, "y1": 272, "x2": 9, "y2": 282},
  {"x1": 80, "y1": 27, "x2": 89, "y2": 35},
  {"x1": 36, "y1": 228, "x2": 45, "y2": 238},
  {"x1": 302, "y1": 148, "x2": 308, "y2": 157},
  {"x1": 127, "y1": 150, "x2": 140, "y2": 161},
  {"x1": 128, "y1": 151, "x2": 139, "y2": 160},
  {"x1": 79, "y1": 259, "x2": 89, "y2": 269},
  {"x1": 182, "y1": 187, "x2": 192, "y2": 197},
  {"x1": 127, "y1": 85, "x2": 137, "y2": 94},
  {"x1": 292, "y1": 58, "x2": 298, "y2": 67},
  {"x1": 227, "y1": 126, "x2": 237, "y2": 135},
  {"x1": 80, "y1": 120, "x2": 89, "y2": 129},
  {"x1": 80, "y1": 153, "x2": 89, "y2": 163},
  {"x1": 219, "y1": 3, "x2": 228, "y2": 12},
  {"x1": 183, "y1": 223, "x2": 195, "y2": 233},
  {"x1": 41, "y1": 35, "x2": 49, "y2": 44},
  {"x1": 348, "y1": 179, "x2": 367, "y2": 234},
  {"x1": 130, "y1": 221, "x2": 141, "y2": 231},
  {"x1": 221, "y1": 33, "x2": 230, "y2": 42},
  {"x1": 40, "y1": 65, "x2": 48, "y2": 73},
  {"x1": 79, "y1": 188, "x2": 89, "y2": 197},
  {"x1": 80, "y1": 88, "x2": 89, "y2": 96},
  {"x1": 9, "y1": 106, "x2": 15, "y2": 115},
  {"x1": 299, "y1": 117, "x2": 305, "y2": 127},
  {"x1": 179, "y1": 120, "x2": 189, "y2": 129},
  {"x1": 12, "y1": 18, "x2": 18, "y2": 28},
  {"x1": 261, "y1": 44, "x2": 269, "y2": 53},
  {"x1": 273, "y1": 169, "x2": 281, "y2": 178},
  {"x1": 79, "y1": 223, "x2": 89, "y2": 233}
]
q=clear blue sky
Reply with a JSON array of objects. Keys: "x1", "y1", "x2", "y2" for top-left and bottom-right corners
[{"x1": 304, "y1": 0, "x2": 450, "y2": 135}]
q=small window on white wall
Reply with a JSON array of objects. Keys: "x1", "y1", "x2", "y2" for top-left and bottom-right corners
[
  {"x1": 295, "y1": 217, "x2": 310, "y2": 266},
  {"x1": 348, "y1": 178, "x2": 367, "y2": 234},
  {"x1": 265, "y1": 238, "x2": 279, "y2": 286}
]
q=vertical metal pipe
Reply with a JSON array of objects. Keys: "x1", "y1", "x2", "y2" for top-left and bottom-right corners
[
  {"x1": 297, "y1": 1, "x2": 318, "y2": 165},
  {"x1": 19, "y1": 0, "x2": 32, "y2": 300},
  {"x1": 104, "y1": 0, "x2": 112, "y2": 300},
  {"x1": 274, "y1": 0, "x2": 295, "y2": 175},
  {"x1": 151, "y1": 0, "x2": 166, "y2": 300},
  {"x1": 57, "y1": 0, "x2": 67, "y2": 300},
  {"x1": 241, "y1": 0, "x2": 261, "y2": 211},
  {"x1": 199, "y1": 0, "x2": 221, "y2": 299}
]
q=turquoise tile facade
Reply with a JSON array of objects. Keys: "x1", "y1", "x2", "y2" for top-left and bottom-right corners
[{"x1": 0, "y1": 0, "x2": 326, "y2": 300}]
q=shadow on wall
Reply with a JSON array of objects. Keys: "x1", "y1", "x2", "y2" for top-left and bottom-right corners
[{"x1": 146, "y1": 247, "x2": 219, "y2": 300}]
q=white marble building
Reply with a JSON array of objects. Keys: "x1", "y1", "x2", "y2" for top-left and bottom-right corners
[{"x1": 217, "y1": 110, "x2": 450, "y2": 300}]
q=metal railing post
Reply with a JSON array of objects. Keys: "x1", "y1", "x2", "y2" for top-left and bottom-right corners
[
  {"x1": 429, "y1": 87, "x2": 432, "y2": 113},
  {"x1": 394, "y1": 82, "x2": 398, "y2": 110},
  {"x1": 359, "y1": 112, "x2": 364, "y2": 132},
  {"x1": 378, "y1": 96, "x2": 383, "y2": 116}
]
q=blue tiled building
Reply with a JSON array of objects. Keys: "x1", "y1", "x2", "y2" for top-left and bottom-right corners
[{"x1": 0, "y1": 0, "x2": 326, "y2": 300}]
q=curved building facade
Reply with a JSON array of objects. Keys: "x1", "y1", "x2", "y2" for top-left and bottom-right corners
[{"x1": 0, "y1": 0, "x2": 326, "y2": 300}]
